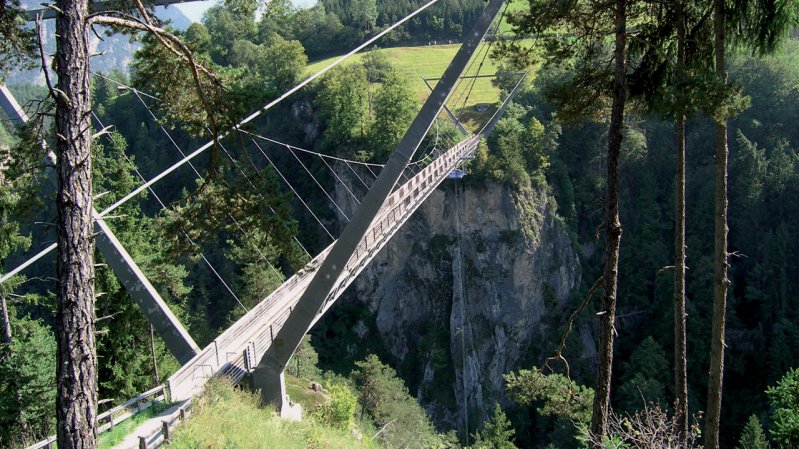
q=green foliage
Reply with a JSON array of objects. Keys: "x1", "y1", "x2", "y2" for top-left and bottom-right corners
[
  {"x1": 767, "y1": 368, "x2": 799, "y2": 447},
  {"x1": 350, "y1": 354, "x2": 453, "y2": 448},
  {"x1": 0, "y1": 106, "x2": 51, "y2": 447},
  {"x1": 203, "y1": 5, "x2": 256, "y2": 65},
  {"x1": 736, "y1": 415, "x2": 769, "y2": 449},
  {"x1": 617, "y1": 337, "x2": 669, "y2": 413},
  {"x1": 367, "y1": 69, "x2": 418, "y2": 160},
  {"x1": 504, "y1": 368, "x2": 593, "y2": 424},
  {"x1": 469, "y1": 404, "x2": 518, "y2": 449},
  {"x1": 130, "y1": 35, "x2": 227, "y2": 136},
  {"x1": 362, "y1": 50, "x2": 393, "y2": 84},
  {"x1": 168, "y1": 379, "x2": 379, "y2": 449},
  {"x1": 0, "y1": 318, "x2": 56, "y2": 446},
  {"x1": 316, "y1": 65, "x2": 370, "y2": 151},
  {"x1": 473, "y1": 103, "x2": 559, "y2": 190},
  {"x1": 319, "y1": 382, "x2": 357, "y2": 429},
  {"x1": 0, "y1": 0, "x2": 36, "y2": 78},
  {"x1": 292, "y1": 335, "x2": 322, "y2": 380},
  {"x1": 257, "y1": 35, "x2": 308, "y2": 95},
  {"x1": 183, "y1": 23, "x2": 212, "y2": 53}
]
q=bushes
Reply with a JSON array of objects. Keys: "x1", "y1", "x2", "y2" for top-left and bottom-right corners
[{"x1": 318, "y1": 382, "x2": 357, "y2": 429}]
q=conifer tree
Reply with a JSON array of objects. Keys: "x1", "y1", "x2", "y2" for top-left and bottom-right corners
[{"x1": 736, "y1": 415, "x2": 769, "y2": 449}]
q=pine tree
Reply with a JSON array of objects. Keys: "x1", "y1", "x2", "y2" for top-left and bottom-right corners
[
  {"x1": 766, "y1": 368, "x2": 799, "y2": 448},
  {"x1": 470, "y1": 404, "x2": 518, "y2": 449},
  {"x1": 736, "y1": 415, "x2": 769, "y2": 449}
]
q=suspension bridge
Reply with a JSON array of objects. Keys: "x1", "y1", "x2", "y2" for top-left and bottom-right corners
[{"x1": 0, "y1": 0, "x2": 529, "y2": 445}]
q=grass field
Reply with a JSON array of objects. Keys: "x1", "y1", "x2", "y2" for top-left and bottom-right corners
[
  {"x1": 306, "y1": 43, "x2": 505, "y2": 111},
  {"x1": 304, "y1": 2, "x2": 537, "y2": 130},
  {"x1": 498, "y1": 0, "x2": 528, "y2": 34}
]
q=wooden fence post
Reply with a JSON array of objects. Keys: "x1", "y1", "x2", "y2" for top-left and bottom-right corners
[{"x1": 139, "y1": 435, "x2": 147, "y2": 449}]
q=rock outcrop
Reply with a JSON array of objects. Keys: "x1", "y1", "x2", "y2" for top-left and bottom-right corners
[{"x1": 334, "y1": 176, "x2": 582, "y2": 435}]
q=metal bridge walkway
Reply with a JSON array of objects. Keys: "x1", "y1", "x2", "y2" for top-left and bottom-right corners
[{"x1": 167, "y1": 135, "x2": 480, "y2": 401}]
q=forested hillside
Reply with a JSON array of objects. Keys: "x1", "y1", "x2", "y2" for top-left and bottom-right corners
[{"x1": 2, "y1": 0, "x2": 799, "y2": 449}]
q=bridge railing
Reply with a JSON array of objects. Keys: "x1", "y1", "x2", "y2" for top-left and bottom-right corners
[
  {"x1": 167, "y1": 135, "x2": 480, "y2": 401},
  {"x1": 25, "y1": 384, "x2": 169, "y2": 449}
]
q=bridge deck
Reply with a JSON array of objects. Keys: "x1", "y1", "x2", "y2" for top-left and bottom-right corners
[{"x1": 167, "y1": 135, "x2": 479, "y2": 401}]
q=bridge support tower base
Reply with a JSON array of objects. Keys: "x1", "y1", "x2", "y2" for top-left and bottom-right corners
[{"x1": 253, "y1": 361, "x2": 302, "y2": 421}]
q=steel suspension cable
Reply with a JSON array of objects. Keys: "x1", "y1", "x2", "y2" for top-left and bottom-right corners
[
  {"x1": 240, "y1": 130, "x2": 383, "y2": 168},
  {"x1": 91, "y1": 112, "x2": 248, "y2": 312},
  {"x1": 250, "y1": 138, "x2": 336, "y2": 240},
  {"x1": 317, "y1": 156, "x2": 361, "y2": 205},
  {"x1": 285, "y1": 146, "x2": 351, "y2": 221},
  {"x1": 131, "y1": 90, "x2": 290, "y2": 281},
  {"x1": 0, "y1": 0, "x2": 443, "y2": 285},
  {"x1": 238, "y1": 129, "x2": 364, "y2": 205},
  {"x1": 121, "y1": 79, "x2": 312, "y2": 261},
  {"x1": 213, "y1": 138, "x2": 313, "y2": 260},
  {"x1": 344, "y1": 161, "x2": 370, "y2": 190},
  {"x1": 459, "y1": 3, "x2": 510, "y2": 113}
]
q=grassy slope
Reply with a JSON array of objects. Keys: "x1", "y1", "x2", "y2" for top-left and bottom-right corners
[
  {"x1": 166, "y1": 380, "x2": 378, "y2": 449},
  {"x1": 304, "y1": 14, "x2": 537, "y2": 131},
  {"x1": 306, "y1": 43, "x2": 503, "y2": 111}
]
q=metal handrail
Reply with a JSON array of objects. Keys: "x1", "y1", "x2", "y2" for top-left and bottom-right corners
[{"x1": 25, "y1": 384, "x2": 169, "y2": 449}]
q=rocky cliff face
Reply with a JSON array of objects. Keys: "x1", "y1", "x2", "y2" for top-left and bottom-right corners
[{"x1": 333, "y1": 176, "x2": 582, "y2": 435}]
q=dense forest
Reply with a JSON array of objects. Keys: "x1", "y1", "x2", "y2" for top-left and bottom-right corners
[{"x1": 2, "y1": 0, "x2": 799, "y2": 448}]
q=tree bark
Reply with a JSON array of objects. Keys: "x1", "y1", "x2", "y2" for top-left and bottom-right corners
[
  {"x1": 1, "y1": 287, "x2": 11, "y2": 345},
  {"x1": 590, "y1": 0, "x2": 626, "y2": 444},
  {"x1": 1, "y1": 143, "x2": 12, "y2": 348},
  {"x1": 54, "y1": 0, "x2": 98, "y2": 446},
  {"x1": 674, "y1": 1, "x2": 689, "y2": 442},
  {"x1": 705, "y1": 0, "x2": 729, "y2": 446}
]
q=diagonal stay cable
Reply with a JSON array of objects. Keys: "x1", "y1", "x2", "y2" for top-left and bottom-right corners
[
  {"x1": 122, "y1": 79, "x2": 312, "y2": 261},
  {"x1": 345, "y1": 161, "x2": 370, "y2": 190},
  {"x1": 213, "y1": 138, "x2": 313, "y2": 260},
  {"x1": 237, "y1": 129, "x2": 375, "y2": 204},
  {"x1": 318, "y1": 155, "x2": 360, "y2": 205},
  {"x1": 240, "y1": 130, "x2": 383, "y2": 168},
  {"x1": 130, "y1": 90, "x2": 289, "y2": 282},
  {"x1": 219, "y1": 132, "x2": 338, "y2": 245},
  {"x1": 210, "y1": 130, "x2": 313, "y2": 258},
  {"x1": 250, "y1": 138, "x2": 336, "y2": 240},
  {"x1": 286, "y1": 146, "x2": 351, "y2": 221},
  {"x1": 459, "y1": 4, "x2": 510, "y2": 114},
  {"x1": 364, "y1": 164, "x2": 379, "y2": 181},
  {"x1": 91, "y1": 112, "x2": 248, "y2": 312},
  {"x1": 0, "y1": 0, "x2": 442, "y2": 285}
]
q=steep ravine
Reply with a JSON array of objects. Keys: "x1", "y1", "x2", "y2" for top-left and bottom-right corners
[{"x1": 328, "y1": 175, "x2": 584, "y2": 435}]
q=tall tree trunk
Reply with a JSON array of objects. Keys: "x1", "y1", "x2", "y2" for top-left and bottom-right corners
[
  {"x1": 705, "y1": 0, "x2": 729, "y2": 446},
  {"x1": 674, "y1": 1, "x2": 689, "y2": 442},
  {"x1": 54, "y1": 0, "x2": 98, "y2": 446},
  {"x1": 1, "y1": 145, "x2": 11, "y2": 348},
  {"x1": 1, "y1": 287, "x2": 11, "y2": 346},
  {"x1": 590, "y1": 0, "x2": 626, "y2": 443}
]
